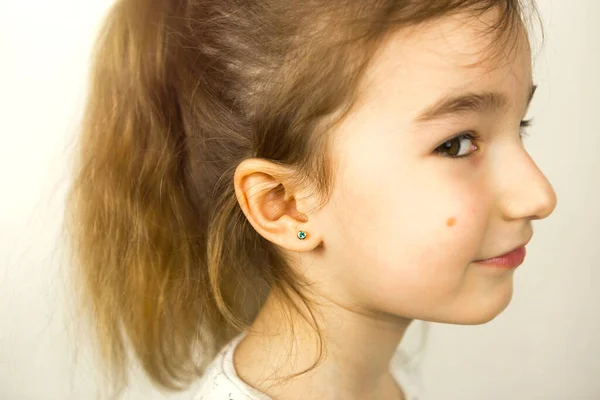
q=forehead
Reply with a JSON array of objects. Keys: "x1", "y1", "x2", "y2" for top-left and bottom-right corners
[{"x1": 357, "y1": 9, "x2": 532, "y2": 116}]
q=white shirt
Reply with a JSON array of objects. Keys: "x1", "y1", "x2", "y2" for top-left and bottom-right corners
[{"x1": 194, "y1": 332, "x2": 424, "y2": 399}]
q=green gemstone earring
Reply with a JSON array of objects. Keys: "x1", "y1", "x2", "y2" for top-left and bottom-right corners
[{"x1": 297, "y1": 230, "x2": 307, "y2": 240}]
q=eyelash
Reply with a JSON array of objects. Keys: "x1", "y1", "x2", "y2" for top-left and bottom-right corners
[{"x1": 435, "y1": 118, "x2": 533, "y2": 159}]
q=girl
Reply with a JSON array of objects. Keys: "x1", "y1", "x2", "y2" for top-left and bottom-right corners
[{"x1": 65, "y1": 0, "x2": 557, "y2": 398}]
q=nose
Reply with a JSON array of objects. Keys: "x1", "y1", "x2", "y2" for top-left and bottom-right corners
[{"x1": 495, "y1": 147, "x2": 558, "y2": 222}]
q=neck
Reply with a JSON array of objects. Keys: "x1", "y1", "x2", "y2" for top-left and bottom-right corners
[{"x1": 234, "y1": 287, "x2": 413, "y2": 400}]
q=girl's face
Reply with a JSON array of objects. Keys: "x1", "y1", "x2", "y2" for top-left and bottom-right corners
[{"x1": 310, "y1": 10, "x2": 557, "y2": 324}]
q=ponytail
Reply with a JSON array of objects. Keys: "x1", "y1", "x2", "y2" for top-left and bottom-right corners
[{"x1": 65, "y1": 0, "x2": 231, "y2": 394}]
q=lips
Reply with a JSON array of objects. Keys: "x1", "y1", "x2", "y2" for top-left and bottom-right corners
[
  {"x1": 475, "y1": 246, "x2": 527, "y2": 268},
  {"x1": 476, "y1": 235, "x2": 532, "y2": 261},
  {"x1": 483, "y1": 244, "x2": 524, "y2": 260}
]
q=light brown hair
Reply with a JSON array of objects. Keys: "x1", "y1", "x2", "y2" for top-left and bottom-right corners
[{"x1": 64, "y1": 0, "x2": 540, "y2": 396}]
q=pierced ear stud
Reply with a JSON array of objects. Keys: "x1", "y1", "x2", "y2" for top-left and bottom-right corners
[{"x1": 297, "y1": 230, "x2": 307, "y2": 240}]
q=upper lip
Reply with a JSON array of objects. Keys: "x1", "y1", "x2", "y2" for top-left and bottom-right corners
[{"x1": 477, "y1": 236, "x2": 532, "y2": 261}]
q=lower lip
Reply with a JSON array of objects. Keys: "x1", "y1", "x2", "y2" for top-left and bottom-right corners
[{"x1": 475, "y1": 246, "x2": 526, "y2": 268}]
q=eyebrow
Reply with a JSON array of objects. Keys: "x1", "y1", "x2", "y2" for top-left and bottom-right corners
[{"x1": 414, "y1": 84, "x2": 537, "y2": 123}]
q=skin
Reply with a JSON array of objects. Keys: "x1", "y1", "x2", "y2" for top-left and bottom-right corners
[{"x1": 233, "y1": 6, "x2": 557, "y2": 400}]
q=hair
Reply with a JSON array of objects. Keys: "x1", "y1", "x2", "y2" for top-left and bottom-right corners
[{"x1": 64, "y1": 0, "x2": 541, "y2": 396}]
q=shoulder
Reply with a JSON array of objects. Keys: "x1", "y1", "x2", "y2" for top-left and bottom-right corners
[
  {"x1": 193, "y1": 353, "x2": 247, "y2": 399},
  {"x1": 193, "y1": 333, "x2": 271, "y2": 400}
]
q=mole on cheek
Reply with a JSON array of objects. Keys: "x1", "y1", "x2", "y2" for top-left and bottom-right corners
[{"x1": 446, "y1": 217, "x2": 456, "y2": 227}]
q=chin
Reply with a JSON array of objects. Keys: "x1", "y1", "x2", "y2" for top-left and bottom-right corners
[
  {"x1": 423, "y1": 287, "x2": 515, "y2": 326},
  {"x1": 458, "y1": 292, "x2": 514, "y2": 325},
  {"x1": 457, "y1": 307, "x2": 508, "y2": 325}
]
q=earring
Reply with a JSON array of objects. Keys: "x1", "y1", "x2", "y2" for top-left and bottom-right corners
[{"x1": 297, "y1": 230, "x2": 307, "y2": 240}]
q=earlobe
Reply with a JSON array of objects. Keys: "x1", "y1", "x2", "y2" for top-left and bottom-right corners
[{"x1": 233, "y1": 158, "x2": 322, "y2": 252}]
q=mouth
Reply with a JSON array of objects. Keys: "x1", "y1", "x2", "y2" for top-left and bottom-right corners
[
  {"x1": 474, "y1": 238, "x2": 532, "y2": 269},
  {"x1": 474, "y1": 246, "x2": 527, "y2": 268}
]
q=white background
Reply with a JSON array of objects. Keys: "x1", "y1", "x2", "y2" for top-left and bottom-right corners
[{"x1": 0, "y1": 1, "x2": 598, "y2": 399}]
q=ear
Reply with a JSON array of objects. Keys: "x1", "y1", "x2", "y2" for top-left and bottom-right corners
[{"x1": 233, "y1": 158, "x2": 323, "y2": 251}]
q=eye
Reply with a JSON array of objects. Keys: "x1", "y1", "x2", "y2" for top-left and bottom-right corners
[{"x1": 435, "y1": 132, "x2": 480, "y2": 159}]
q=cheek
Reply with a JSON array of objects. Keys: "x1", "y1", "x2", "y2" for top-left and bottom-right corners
[
  {"x1": 337, "y1": 178, "x2": 488, "y2": 308},
  {"x1": 324, "y1": 132, "x2": 490, "y2": 310},
  {"x1": 415, "y1": 189, "x2": 484, "y2": 261}
]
